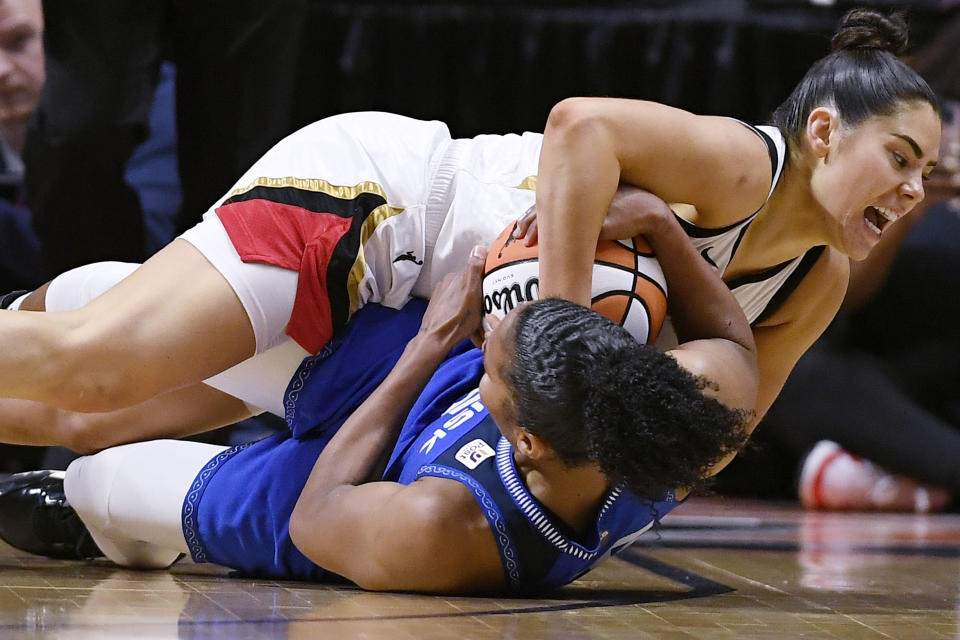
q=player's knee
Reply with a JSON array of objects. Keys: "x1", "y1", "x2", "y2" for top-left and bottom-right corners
[
  {"x1": 18, "y1": 284, "x2": 49, "y2": 312},
  {"x1": 64, "y1": 453, "x2": 114, "y2": 528}
]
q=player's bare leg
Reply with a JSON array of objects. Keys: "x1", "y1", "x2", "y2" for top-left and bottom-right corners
[
  {"x1": 0, "y1": 383, "x2": 255, "y2": 453},
  {"x1": 0, "y1": 239, "x2": 255, "y2": 413}
]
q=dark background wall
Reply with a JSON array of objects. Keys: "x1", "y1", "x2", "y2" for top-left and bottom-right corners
[{"x1": 292, "y1": 0, "x2": 957, "y2": 137}]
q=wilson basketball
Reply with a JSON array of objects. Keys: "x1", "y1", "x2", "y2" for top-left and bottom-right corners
[{"x1": 482, "y1": 223, "x2": 668, "y2": 344}]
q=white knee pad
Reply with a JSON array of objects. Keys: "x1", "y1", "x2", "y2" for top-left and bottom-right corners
[
  {"x1": 64, "y1": 445, "x2": 128, "y2": 535},
  {"x1": 64, "y1": 445, "x2": 182, "y2": 569},
  {"x1": 45, "y1": 261, "x2": 140, "y2": 312},
  {"x1": 65, "y1": 440, "x2": 227, "y2": 564}
]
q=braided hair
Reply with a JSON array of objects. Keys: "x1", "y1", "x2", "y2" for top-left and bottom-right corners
[{"x1": 503, "y1": 299, "x2": 748, "y2": 499}]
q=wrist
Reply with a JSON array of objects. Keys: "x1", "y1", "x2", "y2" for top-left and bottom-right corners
[
  {"x1": 405, "y1": 332, "x2": 455, "y2": 365},
  {"x1": 643, "y1": 207, "x2": 683, "y2": 249}
]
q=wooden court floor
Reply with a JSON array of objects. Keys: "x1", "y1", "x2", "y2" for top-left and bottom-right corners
[{"x1": 0, "y1": 497, "x2": 956, "y2": 639}]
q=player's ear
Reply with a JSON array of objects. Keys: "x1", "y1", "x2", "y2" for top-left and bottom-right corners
[
  {"x1": 806, "y1": 106, "x2": 838, "y2": 160},
  {"x1": 515, "y1": 428, "x2": 550, "y2": 460}
]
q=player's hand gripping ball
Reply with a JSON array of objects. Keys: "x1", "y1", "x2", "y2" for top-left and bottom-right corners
[{"x1": 482, "y1": 222, "x2": 668, "y2": 343}]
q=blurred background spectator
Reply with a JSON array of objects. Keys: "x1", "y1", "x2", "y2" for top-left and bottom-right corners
[
  {"x1": 1, "y1": 0, "x2": 306, "y2": 469},
  {"x1": 0, "y1": 0, "x2": 43, "y2": 298},
  {"x1": 0, "y1": 0, "x2": 183, "y2": 296},
  {"x1": 24, "y1": 0, "x2": 308, "y2": 276}
]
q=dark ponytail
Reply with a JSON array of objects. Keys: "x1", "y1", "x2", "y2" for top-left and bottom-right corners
[{"x1": 772, "y1": 9, "x2": 939, "y2": 149}]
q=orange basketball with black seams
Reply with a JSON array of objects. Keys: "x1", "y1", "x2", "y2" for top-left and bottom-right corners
[{"x1": 482, "y1": 222, "x2": 668, "y2": 344}]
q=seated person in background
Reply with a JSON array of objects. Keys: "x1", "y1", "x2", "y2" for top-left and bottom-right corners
[
  {"x1": 0, "y1": 0, "x2": 44, "y2": 294},
  {"x1": 0, "y1": 202, "x2": 757, "y2": 594},
  {"x1": 0, "y1": 1, "x2": 181, "y2": 297},
  {"x1": 783, "y1": 182, "x2": 960, "y2": 513}
]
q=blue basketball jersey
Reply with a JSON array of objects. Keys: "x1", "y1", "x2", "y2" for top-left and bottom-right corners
[
  {"x1": 283, "y1": 298, "x2": 428, "y2": 439},
  {"x1": 183, "y1": 306, "x2": 681, "y2": 591},
  {"x1": 383, "y1": 348, "x2": 682, "y2": 593},
  {"x1": 182, "y1": 302, "x2": 430, "y2": 582}
]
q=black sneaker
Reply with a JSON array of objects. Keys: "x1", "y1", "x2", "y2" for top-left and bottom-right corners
[{"x1": 0, "y1": 470, "x2": 102, "y2": 559}]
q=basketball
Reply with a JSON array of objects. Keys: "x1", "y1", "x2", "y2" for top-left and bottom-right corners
[{"x1": 482, "y1": 222, "x2": 668, "y2": 344}]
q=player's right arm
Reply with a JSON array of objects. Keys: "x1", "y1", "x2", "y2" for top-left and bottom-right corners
[
  {"x1": 536, "y1": 97, "x2": 774, "y2": 305},
  {"x1": 291, "y1": 475, "x2": 506, "y2": 593},
  {"x1": 290, "y1": 247, "x2": 496, "y2": 592}
]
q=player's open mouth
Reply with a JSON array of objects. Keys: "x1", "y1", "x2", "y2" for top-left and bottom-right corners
[{"x1": 863, "y1": 205, "x2": 897, "y2": 236}]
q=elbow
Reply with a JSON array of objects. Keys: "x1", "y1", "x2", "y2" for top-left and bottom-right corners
[
  {"x1": 735, "y1": 343, "x2": 761, "y2": 420},
  {"x1": 288, "y1": 501, "x2": 311, "y2": 557},
  {"x1": 545, "y1": 97, "x2": 591, "y2": 131},
  {"x1": 545, "y1": 97, "x2": 611, "y2": 145},
  {"x1": 732, "y1": 337, "x2": 760, "y2": 405},
  {"x1": 288, "y1": 495, "x2": 332, "y2": 568},
  {"x1": 740, "y1": 331, "x2": 759, "y2": 369},
  {"x1": 724, "y1": 314, "x2": 758, "y2": 370},
  {"x1": 288, "y1": 503, "x2": 387, "y2": 592}
]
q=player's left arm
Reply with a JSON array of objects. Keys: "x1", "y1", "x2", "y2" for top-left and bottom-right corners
[
  {"x1": 295, "y1": 245, "x2": 485, "y2": 487},
  {"x1": 750, "y1": 248, "x2": 849, "y2": 427},
  {"x1": 698, "y1": 248, "x2": 849, "y2": 480}
]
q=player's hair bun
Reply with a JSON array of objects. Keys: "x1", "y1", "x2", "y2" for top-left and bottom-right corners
[{"x1": 831, "y1": 9, "x2": 909, "y2": 56}]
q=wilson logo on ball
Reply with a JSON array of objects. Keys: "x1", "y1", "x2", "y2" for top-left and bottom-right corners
[
  {"x1": 483, "y1": 270, "x2": 540, "y2": 316},
  {"x1": 482, "y1": 223, "x2": 668, "y2": 344}
]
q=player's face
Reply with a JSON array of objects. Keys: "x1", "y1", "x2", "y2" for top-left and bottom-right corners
[
  {"x1": 811, "y1": 101, "x2": 940, "y2": 260},
  {"x1": 0, "y1": 0, "x2": 43, "y2": 128},
  {"x1": 478, "y1": 306, "x2": 523, "y2": 437}
]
